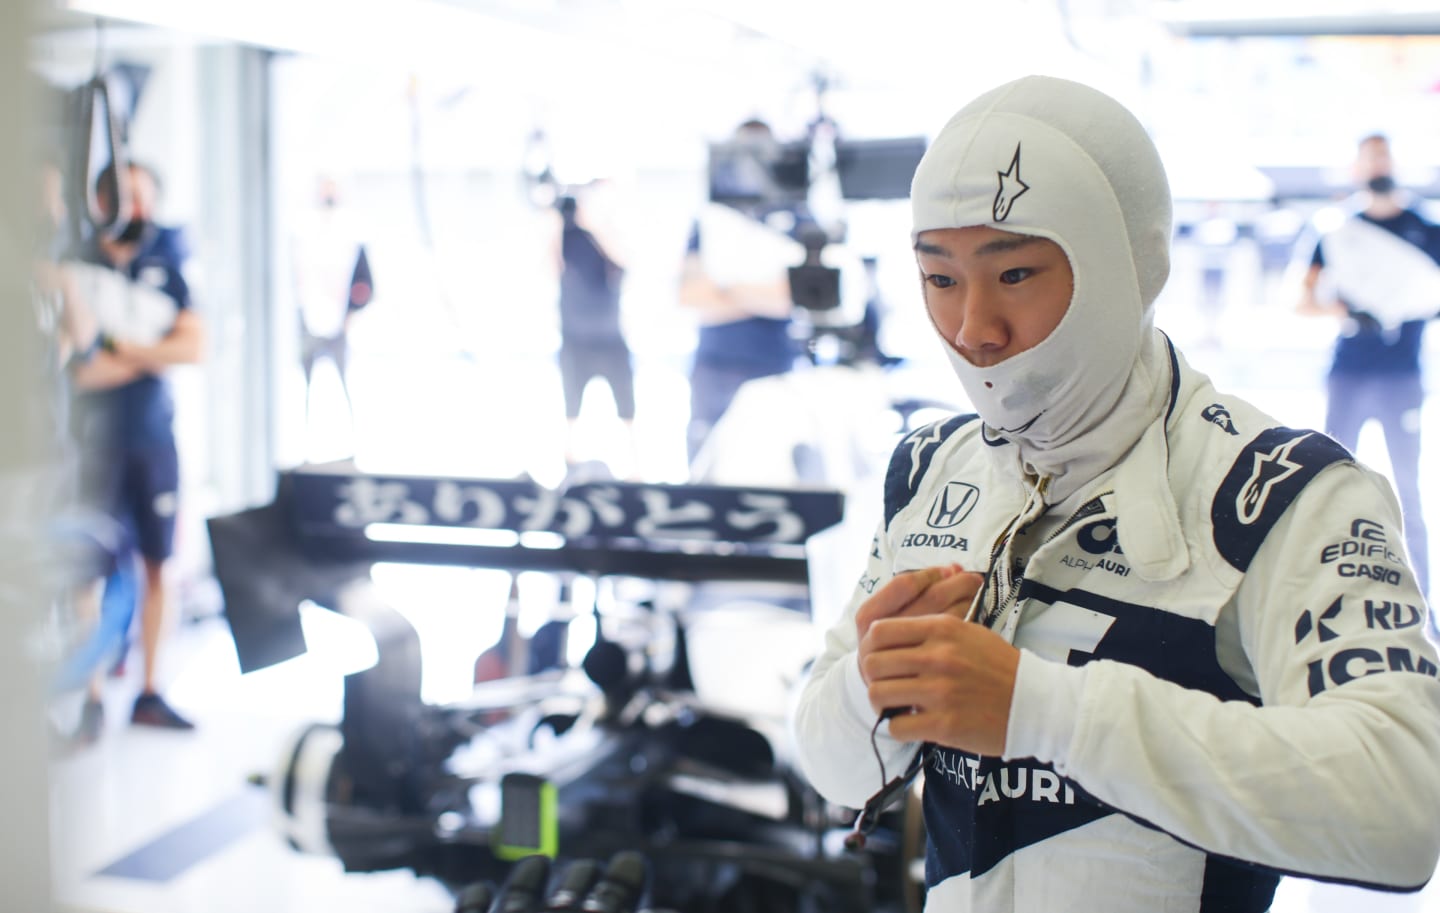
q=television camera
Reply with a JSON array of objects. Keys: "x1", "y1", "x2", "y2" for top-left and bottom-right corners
[{"x1": 704, "y1": 122, "x2": 926, "y2": 365}]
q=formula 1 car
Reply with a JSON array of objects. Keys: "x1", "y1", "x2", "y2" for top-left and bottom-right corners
[{"x1": 210, "y1": 464, "x2": 925, "y2": 912}]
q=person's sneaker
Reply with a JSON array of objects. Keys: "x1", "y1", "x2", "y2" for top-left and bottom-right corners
[
  {"x1": 131, "y1": 692, "x2": 195, "y2": 730},
  {"x1": 73, "y1": 697, "x2": 105, "y2": 745},
  {"x1": 54, "y1": 698, "x2": 105, "y2": 755}
]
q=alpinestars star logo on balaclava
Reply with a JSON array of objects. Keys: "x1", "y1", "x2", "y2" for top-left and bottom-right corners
[{"x1": 993, "y1": 143, "x2": 1029, "y2": 221}]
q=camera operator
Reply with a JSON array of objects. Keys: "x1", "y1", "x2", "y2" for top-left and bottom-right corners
[{"x1": 678, "y1": 119, "x2": 805, "y2": 466}]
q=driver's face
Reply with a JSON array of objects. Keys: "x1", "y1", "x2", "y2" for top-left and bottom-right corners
[{"x1": 915, "y1": 226, "x2": 1074, "y2": 368}]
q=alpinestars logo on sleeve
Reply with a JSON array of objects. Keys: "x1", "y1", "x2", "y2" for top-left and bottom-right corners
[
  {"x1": 1237, "y1": 433, "x2": 1309, "y2": 525},
  {"x1": 993, "y1": 143, "x2": 1029, "y2": 221},
  {"x1": 907, "y1": 423, "x2": 948, "y2": 487}
]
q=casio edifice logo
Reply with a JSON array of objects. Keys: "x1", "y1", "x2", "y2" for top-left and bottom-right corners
[{"x1": 928, "y1": 482, "x2": 979, "y2": 529}]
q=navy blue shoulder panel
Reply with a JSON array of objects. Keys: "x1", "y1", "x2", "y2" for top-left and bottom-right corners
[
  {"x1": 1161, "y1": 331, "x2": 1181, "y2": 424},
  {"x1": 1199, "y1": 856, "x2": 1281, "y2": 913},
  {"x1": 1212, "y1": 427, "x2": 1352, "y2": 572},
  {"x1": 883, "y1": 414, "x2": 980, "y2": 529}
]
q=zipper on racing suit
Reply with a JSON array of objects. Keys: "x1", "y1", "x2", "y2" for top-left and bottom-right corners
[
  {"x1": 975, "y1": 477, "x2": 1112, "y2": 643},
  {"x1": 972, "y1": 473, "x2": 1048, "y2": 637}
]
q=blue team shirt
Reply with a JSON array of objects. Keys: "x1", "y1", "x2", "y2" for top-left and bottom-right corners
[
  {"x1": 1311, "y1": 208, "x2": 1440, "y2": 376},
  {"x1": 559, "y1": 220, "x2": 624, "y2": 344},
  {"x1": 75, "y1": 225, "x2": 192, "y2": 449}
]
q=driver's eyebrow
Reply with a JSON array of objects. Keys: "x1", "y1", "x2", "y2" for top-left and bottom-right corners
[
  {"x1": 974, "y1": 234, "x2": 1045, "y2": 257},
  {"x1": 914, "y1": 234, "x2": 1045, "y2": 259}
]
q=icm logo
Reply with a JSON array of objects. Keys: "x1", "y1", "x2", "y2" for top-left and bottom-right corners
[
  {"x1": 1306, "y1": 647, "x2": 1439, "y2": 697},
  {"x1": 928, "y1": 482, "x2": 979, "y2": 529},
  {"x1": 1237, "y1": 433, "x2": 1309, "y2": 525}
]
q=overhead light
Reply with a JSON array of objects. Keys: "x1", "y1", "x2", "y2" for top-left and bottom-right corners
[
  {"x1": 1153, "y1": 0, "x2": 1440, "y2": 36},
  {"x1": 56, "y1": 0, "x2": 557, "y2": 62}
]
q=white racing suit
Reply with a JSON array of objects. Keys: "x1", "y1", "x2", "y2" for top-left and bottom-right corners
[{"x1": 792, "y1": 342, "x2": 1440, "y2": 912}]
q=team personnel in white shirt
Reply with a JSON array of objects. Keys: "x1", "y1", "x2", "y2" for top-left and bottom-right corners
[
  {"x1": 1297, "y1": 132, "x2": 1440, "y2": 598},
  {"x1": 790, "y1": 75, "x2": 1440, "y2": 912}
]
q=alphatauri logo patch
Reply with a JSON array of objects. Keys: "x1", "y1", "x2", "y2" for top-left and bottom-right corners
[{"x1": 993, "y1": 143, "x2": 1029, "y2": 221}]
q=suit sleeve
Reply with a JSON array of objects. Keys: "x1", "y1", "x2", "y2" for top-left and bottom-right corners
[
  {"x1": 1010, "y1": 462, "x2": 1440, "y2": 888},
  {"x1": 790, "y1": 520, "x2": 925, "y2": 809}
]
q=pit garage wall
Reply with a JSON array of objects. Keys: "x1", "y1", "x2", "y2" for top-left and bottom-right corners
[{"x1": 4, "y1": 1, "x2": 56, "y2": 910}]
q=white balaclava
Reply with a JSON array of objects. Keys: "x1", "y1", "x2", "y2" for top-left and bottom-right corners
[{"x1": 911, "y1": 75, "x2": 1174, "y2": 503}]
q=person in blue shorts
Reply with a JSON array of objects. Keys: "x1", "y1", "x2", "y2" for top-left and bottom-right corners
[
  {"x1": 679, "y1": 120, "x2": 802, "y2": 466},
  {"x1": 554, "y1": 190, "x2": 637, "y2": 472},
  {"x1": 69, "y1": 160, "x2": 205, "y2": 733}
]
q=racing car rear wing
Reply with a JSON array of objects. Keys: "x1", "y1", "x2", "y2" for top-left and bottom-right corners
[{"x1": 208, "y1": 463, "x2": 845, "y2": 673}]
